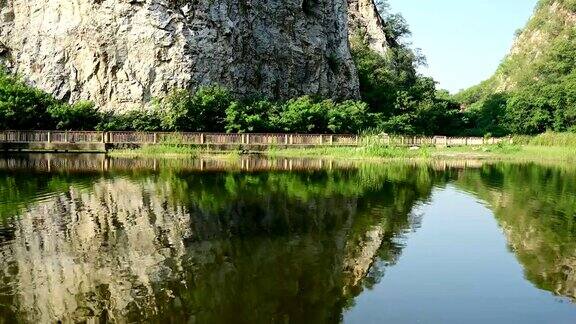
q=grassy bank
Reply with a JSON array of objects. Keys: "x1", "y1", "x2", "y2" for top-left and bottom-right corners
[
  {"x1": 263, "y1": 144, "x2": 576, "y2": 162},
  {"x1": 108, "y1": 145, "x2": 200, "y2": 157},
  {"x1": 107, "y1": 143, "x2": 576, "y2": 162},
  {"x1": 107, "y1": 133, "x2": 576, "y2": 163},
  {"x1": 108, "y1": 144, "x2": 241, "y2": 160}
]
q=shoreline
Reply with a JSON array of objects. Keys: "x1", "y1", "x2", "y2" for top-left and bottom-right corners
[{"x1": 105, "y1": 144, "x2": 576, "y2": 163}]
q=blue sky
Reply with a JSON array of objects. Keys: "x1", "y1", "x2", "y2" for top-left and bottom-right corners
[{"x1": 386, "y1": 0, "x2": 539, "y2": 93}]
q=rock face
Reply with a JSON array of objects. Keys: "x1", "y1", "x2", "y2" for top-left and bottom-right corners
[
  {"x1": 0, "y1": 0, "x2": 391, "y2": 111},
  {"x1": 347, "y1": 0, "x2": 389, "y2": 54}
]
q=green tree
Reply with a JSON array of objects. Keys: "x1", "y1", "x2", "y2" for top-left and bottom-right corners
[
  {"x1": 48, "y1": 101, "x2": 101, "y2": 130},
  {"x1": 328, "y1": 100, "x2": 373, "y2": 133},
  {"x1": 275, "y1": 97, "x2": 330, "y2": 133},
  {"x1": 158, "y1": 86, "x2": 232, "y2": 132},
  {"x1": 0, "y1": 68, "x2": 55, "y2": 129},
  {"x1": 225, "y1": 100, "x2": 277, "y2": 133}
]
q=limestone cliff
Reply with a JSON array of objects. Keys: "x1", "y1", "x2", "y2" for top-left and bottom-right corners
[
  {"x1": 0, "y1": 0, "x2": 389, "y2": 111},
  {"x1": 347, "y1": 0, "x2": 389, "y2": 54}
]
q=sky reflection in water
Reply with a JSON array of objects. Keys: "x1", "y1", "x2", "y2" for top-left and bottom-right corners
[{"x1": 0, "y1": 155, "x2": 574, "y2": 323}]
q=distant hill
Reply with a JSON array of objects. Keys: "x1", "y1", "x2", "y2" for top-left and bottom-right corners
[{"x1": 456, "y1": 0, "x2": 576, "y2": 135}]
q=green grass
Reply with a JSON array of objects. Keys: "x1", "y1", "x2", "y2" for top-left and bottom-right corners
[
  {"x1": 264, "y1": 143, "x2": 576, "y2": 162},
  {"x1": 108, "y1": 144, "x2": 200, "y2": 157},
  {"x1": 108, "y1": 144, "x2": 243, "y2": 161},
  {"x1": 107, "y1": 133, "x2": 576, "y2": 163},
  {"x1": 108, "y1": 144, "x2": 576, "y2": 163},
  {"x1": 265, "y1": 145, "x2": 433, "y2": 159},
  {"x1": 513, "y1": 132, "x2": 576, "y2": 146}
]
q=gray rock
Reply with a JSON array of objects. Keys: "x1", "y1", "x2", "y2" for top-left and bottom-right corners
[
  {"x1": 347, "y1": 0, "x2": 389, "y2": 54},
  {"x1": 0, "y1": 0, "x2": 387, "y2": 111}
]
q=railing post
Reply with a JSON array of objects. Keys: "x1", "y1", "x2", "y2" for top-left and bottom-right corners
[
  {"x1": 246, "y1": 134, "x2": 250, "y2": 145},
  {"x1": 284, "y1": 134, "x2": 289, "y2": 145},
  {"x1": 153, "y1": 132, "x2": 158, "y2": 144},
  {"x1": 64, "y1": 131, "x2": 69, "y2": 143},
  {"x1": 355, "y1": 135, "x2": 359, "y2": 146},
  {"x1": 319, "y1": 135, "x2": 324, "y2": 145},
  {"x1": 200, "y1": 133, "x2": 205, "y2": 144},
  {"x1": 47, "y1": 131, "x2": 52, "y2": 143},
  {"x1": 330, "y1": 135, "x2": 334, "y2": 145},
  {"x1": 289, "y1": 134, "x2": 294, "y2": 145}
]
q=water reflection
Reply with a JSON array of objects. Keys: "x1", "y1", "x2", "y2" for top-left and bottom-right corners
[
  {"x1": 456, "y1": 164, "x2": 576, "y2": 302},
  {"x1": 0, "y1": 155, "x2": 574, "y2": 322}
]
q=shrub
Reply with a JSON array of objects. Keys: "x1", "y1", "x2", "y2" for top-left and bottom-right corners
[
  {"x1": 225, "y1": 100, "x2": 277, "y2": 133},
  {"x1": 377, "y1": 114, "x2": 416, "y2": 135},
  {"x1": 98, "y1": 110, "x2": 163, "y2": 131},
  {"x1": 48, "y1": 101, "x2": 101, "y2": 130},
  {"x1": 275, "y1": 96, "x2": 330, "y2": 133},
  {"x1": 328, "y1": 100, "x2": 372, "y2": 133},
  {"x1": 158, "y1": 86, "x2": 232, "y2": 132},
  {"x1": 0, "y1": 68, "x2": 55, "y2": 129}
]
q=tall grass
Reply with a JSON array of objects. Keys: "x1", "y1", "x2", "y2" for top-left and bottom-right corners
[
  {"x1": 266, "y1": 145, "x2": 431, "y2": 159},
  {"x1": 109, "y1": 144, "x2": 199, "y2": 157},
  {"x1": 513, "y1": 132, "x2": 576, "y2": 146}
]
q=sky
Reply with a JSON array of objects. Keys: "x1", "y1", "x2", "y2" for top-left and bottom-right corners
[{"x1": 386, "y1": 0, "x2": 539, "y2": 93}]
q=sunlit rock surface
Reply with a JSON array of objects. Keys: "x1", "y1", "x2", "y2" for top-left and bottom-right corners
[
  {"x1": 0, "y1": 0, "x2": 387, "y2": 111},
  {"x1": 347, "y1": 0, "x2": 390, "y2": 54}
]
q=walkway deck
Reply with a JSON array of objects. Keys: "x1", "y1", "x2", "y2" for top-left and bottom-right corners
[{"x1": 0, "y1": 131, "x2": 508, "y2": 152}]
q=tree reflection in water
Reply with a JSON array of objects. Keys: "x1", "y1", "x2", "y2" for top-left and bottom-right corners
[
  {"x1": 0, "y1": 156, "x2": 574, "y2": 322},
  {"x1": 0, "y1": 160, "x2": 444, "y2": 323}
]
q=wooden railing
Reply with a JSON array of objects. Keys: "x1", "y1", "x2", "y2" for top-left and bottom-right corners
[
  {"x1": 0, "y1": 130, "x2": 510, "y2": 147},
  {"x1": 0, "y1": 156, "x2": 486, "y2": 173}
]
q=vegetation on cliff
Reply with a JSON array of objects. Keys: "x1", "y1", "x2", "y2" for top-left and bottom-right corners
[{"x1": 456, "y1": 0, "x2": 576, "y2": 135}]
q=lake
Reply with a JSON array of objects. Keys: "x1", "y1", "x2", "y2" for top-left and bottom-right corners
[{"x1": 0, "y1": 154, "x2": 575, "y2": 323}]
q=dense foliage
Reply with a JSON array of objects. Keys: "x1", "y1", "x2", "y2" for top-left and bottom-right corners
[{"x1": 0, "y1": 68, "x2": 100, "y2": 130}]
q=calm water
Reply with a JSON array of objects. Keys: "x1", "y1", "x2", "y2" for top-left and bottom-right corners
[{"x1": 0, "y1": 155, "x2": 575, "y2": 323}]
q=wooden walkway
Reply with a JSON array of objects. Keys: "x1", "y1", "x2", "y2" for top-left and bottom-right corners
[
  {"x1": 0, "y1": 155, "x2": 486, "y2": 173},
  {"x1": 0, "y1": 130, "x2": 509, "y2": 152}
]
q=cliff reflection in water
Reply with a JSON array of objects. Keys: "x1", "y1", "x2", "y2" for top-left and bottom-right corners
[
  {"x1": 456, "y1": 163, "x2": 576, "y2": 302},
  {"x1": 0, "y1": 157, "x2": 445, "y2": 323},
  {"x1": 1, "y1": 156, "x2": 575, "y2": 322}
]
